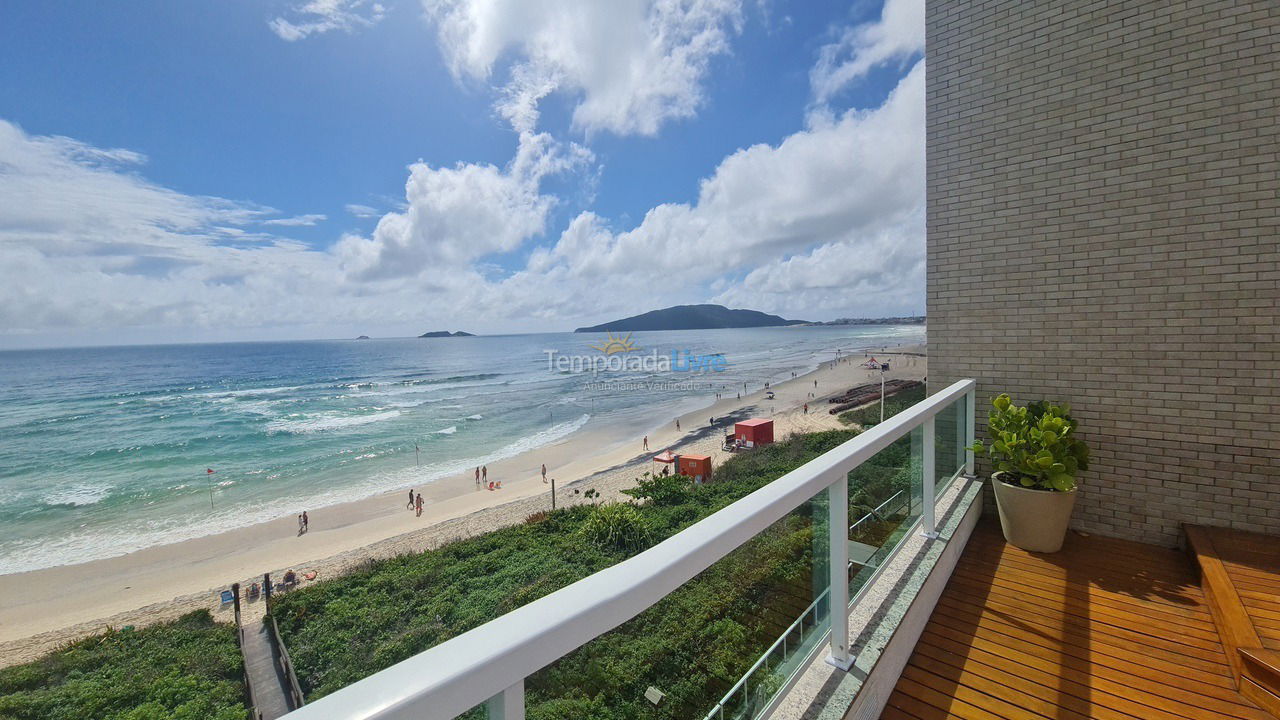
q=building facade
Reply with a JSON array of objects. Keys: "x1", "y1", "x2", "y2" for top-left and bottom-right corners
[{"x1": 926, "y1": 0, "x2": 1279, "y2": 545}]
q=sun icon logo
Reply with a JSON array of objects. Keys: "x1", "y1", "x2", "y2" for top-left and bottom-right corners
[{"x1": 589, "y1": 331, "x2": 640, "y2": 355}]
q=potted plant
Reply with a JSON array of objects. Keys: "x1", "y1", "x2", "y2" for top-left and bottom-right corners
[{"x1": 970, "y1": 393, "x2": 1090, "y2": 553}]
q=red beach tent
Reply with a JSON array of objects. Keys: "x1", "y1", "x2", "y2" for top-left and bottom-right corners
[{"x1": 734, "y1": 418, "x2": 774, "y2": 447}]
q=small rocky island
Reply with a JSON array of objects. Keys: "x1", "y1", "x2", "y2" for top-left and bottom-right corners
[
  {"x1": 418, "y1": 330, "x2": 475, "y2": 338},
  {"x1": 355, "y1": 335, "x2": 371, "y2": 340}
]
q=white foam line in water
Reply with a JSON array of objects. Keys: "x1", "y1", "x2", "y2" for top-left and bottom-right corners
[
  {"x1": 40, "y1": 484, "x2": 112, "y2": 508},
  {"x1": 0, "y1": 414, "x2": 593, "y2": 575},
  {"x1": 264, "y1": 410, "x2": 402, "y2": 435}
]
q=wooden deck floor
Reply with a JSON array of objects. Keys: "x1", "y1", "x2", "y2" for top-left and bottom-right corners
[{"x1": 880, "y1": 522, "x2": 1271, "y2": 720}]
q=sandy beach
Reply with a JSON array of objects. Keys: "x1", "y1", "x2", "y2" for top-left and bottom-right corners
[{"x1": 0, "y1": 343, "x2": 925, "y2": 667}]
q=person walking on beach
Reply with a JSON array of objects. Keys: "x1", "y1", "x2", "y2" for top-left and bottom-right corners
[
  {"x1": 482, "y1": 465, "x2": 488, "y2": 484},
  {"x1": 415, "y1": 492, "x2": 424, "y2": 517},
  {"x1": 541, "y1": 463, "x2": 548, "y2": 483},
  {"x1": 675, "y1": 418, "x2": 680, "y2": 431},
  {"x1": 475, "y1": 466, "x2": 480, "y2": 488},
  {"x1": 643, "y1": 436, "x2": 649, "y2": 451},
  {"x1": 408, "y1": 489, "x2": 415, "y2": 510},
  {"x1": 297, "y1": 514, "x2": 304, "y2": 535},
  {"x1": 302, "y1": 511, "x2": 309, "y2": 532}
]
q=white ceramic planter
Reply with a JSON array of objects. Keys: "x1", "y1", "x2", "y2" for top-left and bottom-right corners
[{"x1": 991, "y1": 476, "x2": 1077, "y2": 553}]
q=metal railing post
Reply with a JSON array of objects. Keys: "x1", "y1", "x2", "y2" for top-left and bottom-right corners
[
  {"x1": 485, "y1": 679, "x2": 525, "y2": 720},
  {"x1": 825, "y1": 472, "x2": 853, "y2": 670},
  {"x1": 965, "y1": 388, "x2": 976, "y2": 476},
  {"x1": 922, "y1": 417, "x2": 938, "y2": 539}
]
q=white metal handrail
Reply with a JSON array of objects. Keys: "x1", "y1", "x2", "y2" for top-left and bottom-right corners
[{"x1": 285, "y1": 378, "x2": 976, "y2": 720}]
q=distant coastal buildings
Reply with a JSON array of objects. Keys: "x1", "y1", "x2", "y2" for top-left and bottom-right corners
[{"x1": 807, "y1": 316, "x2": 925, "y2": 326}]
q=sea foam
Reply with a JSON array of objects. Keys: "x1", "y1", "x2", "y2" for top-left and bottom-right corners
[{"x1": 265, "y1": 410, "x2": 402, "y2": 434}]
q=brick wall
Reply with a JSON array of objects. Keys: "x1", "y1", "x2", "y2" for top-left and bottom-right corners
[{"x1": 926, "y1": 0, "x2": 1279, "y2": 546}]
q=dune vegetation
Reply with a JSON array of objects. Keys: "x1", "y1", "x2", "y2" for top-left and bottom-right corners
[
  {"x1": 270, "y1": 426, "x2": 918, "y2": 719},
  {"x1": 0, "y1": 611, "x2": 246, "y2": 720}
]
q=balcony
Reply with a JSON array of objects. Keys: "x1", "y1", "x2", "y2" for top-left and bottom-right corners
[
  {"x1": 276, "y1": 380, "x2": 1279, "y2": 720},
  {"x1": 881, "y1": 522, "x2": 1276, "y2": 720}
]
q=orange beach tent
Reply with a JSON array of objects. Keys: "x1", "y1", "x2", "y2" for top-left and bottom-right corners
[{"x1": 678, "y1": 454, "x2": 712, "y2": 483}]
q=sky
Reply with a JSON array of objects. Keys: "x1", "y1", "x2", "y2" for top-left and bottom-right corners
[{"x1": 0, "y1": 0, "x2": 925, "y2": 348}]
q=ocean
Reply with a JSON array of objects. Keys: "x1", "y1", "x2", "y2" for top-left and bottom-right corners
[{"x1": 0, "y1": 325, "x2": 924, "y2": 574}]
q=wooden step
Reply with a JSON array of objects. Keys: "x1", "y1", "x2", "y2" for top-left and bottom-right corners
[
  {"x1": 1243, "y1": 648, "x2": 1280, "y2": 692},
  {"x1": 1186, "y1": 524, "x2": 1266, "y2": 686},
  {"x1": 1242, "y1": 676, "x2": 1280, "y2": 718},
  {"x1": 1186, "y1": 524, "x2": 1280, "y2": 718}
]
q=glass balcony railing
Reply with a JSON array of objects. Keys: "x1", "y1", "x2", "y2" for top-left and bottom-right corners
[{"x1": 285, "y1": 379, "x2": 976, "y2": 720}]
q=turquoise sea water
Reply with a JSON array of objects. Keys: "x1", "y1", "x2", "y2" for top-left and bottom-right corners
[{"x1": 0, "y1": 325, "x2": 923, "y2": 574}]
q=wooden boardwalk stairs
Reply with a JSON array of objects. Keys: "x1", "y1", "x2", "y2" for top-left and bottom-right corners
[{"x1": 240, "y1": 618, "x2": 299, "y2": 719}]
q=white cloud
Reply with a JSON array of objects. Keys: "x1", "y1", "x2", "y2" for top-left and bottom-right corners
[
  {"x1": 0, "y1": 121, "x2": 267, "y2": 257},
  {"x1": 0, "y1": 120, "x2": 353, "y2": 339},
  {"x1": 513, "y1": 61, "x2": 926, "y2": 318},
  {"x1": 424, "y1": 0, "x2": 744, "y2": 137},
  {"x1": 810, "y1": 0, "x2": 924, "y2": 106},
  {"x1": 269, "y1": 0, "x2": 386, "y2": 42},
  {"x1": 263, "y1": 213, "x2": 327, "y2": 226},
  {"x1": 336, "y1": 130, "x2": 592, "y2": 280},
  {"x1": 1, "y1": 2, "x2": 929, "y2": 346},
  {"x1": 713, "y1": 223, "x2": 925, "y2": 318}
]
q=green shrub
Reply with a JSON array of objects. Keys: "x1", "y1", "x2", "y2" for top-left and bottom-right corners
[
  {"x1": 621, "y1": 472, "x2": 693, "y2": 507},
  {"x1": 970, "y1": 393, "x2": 1090, "y2": 491},
  {"x1": 0, "y1": 611, "x2": 246, "y2": 720},
  {"x1": 578, "y1": 503, "x2": 654, "y2": 554},
  {"x1": 270, "y1": 428, "x2": 887, "y2": 718}
]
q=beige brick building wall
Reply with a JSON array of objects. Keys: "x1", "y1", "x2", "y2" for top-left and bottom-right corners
[{"x1": 925, "y1": 0, "x2": 1279, "y2": 545}]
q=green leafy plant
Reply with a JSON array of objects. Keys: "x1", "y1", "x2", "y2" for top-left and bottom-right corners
[
  {"x1": 578, "y1": 502, "x2": 654, "y2": 553},
  {"x1": 970, "y1": 394, "x2": 1090, "y2": 492},
  {"x1": 622, "y1": 471, "x2": 693, "y2": 507},
  {"x1": 0, "y1": 610, "x2": 246, "y2": 720}
]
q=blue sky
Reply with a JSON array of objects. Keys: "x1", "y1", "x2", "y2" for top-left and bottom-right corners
[{"x1": 0, "y1": 0, "x2": 925, "y2": 347}]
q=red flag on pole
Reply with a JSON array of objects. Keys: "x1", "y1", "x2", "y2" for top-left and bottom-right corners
[{"x1": 207, "y1": 468, "x2": 215, "y2": 474}]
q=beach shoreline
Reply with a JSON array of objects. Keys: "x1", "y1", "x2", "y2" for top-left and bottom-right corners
[{"x1": 0, "y1": 342, "x2": 925, "y2": 667}]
